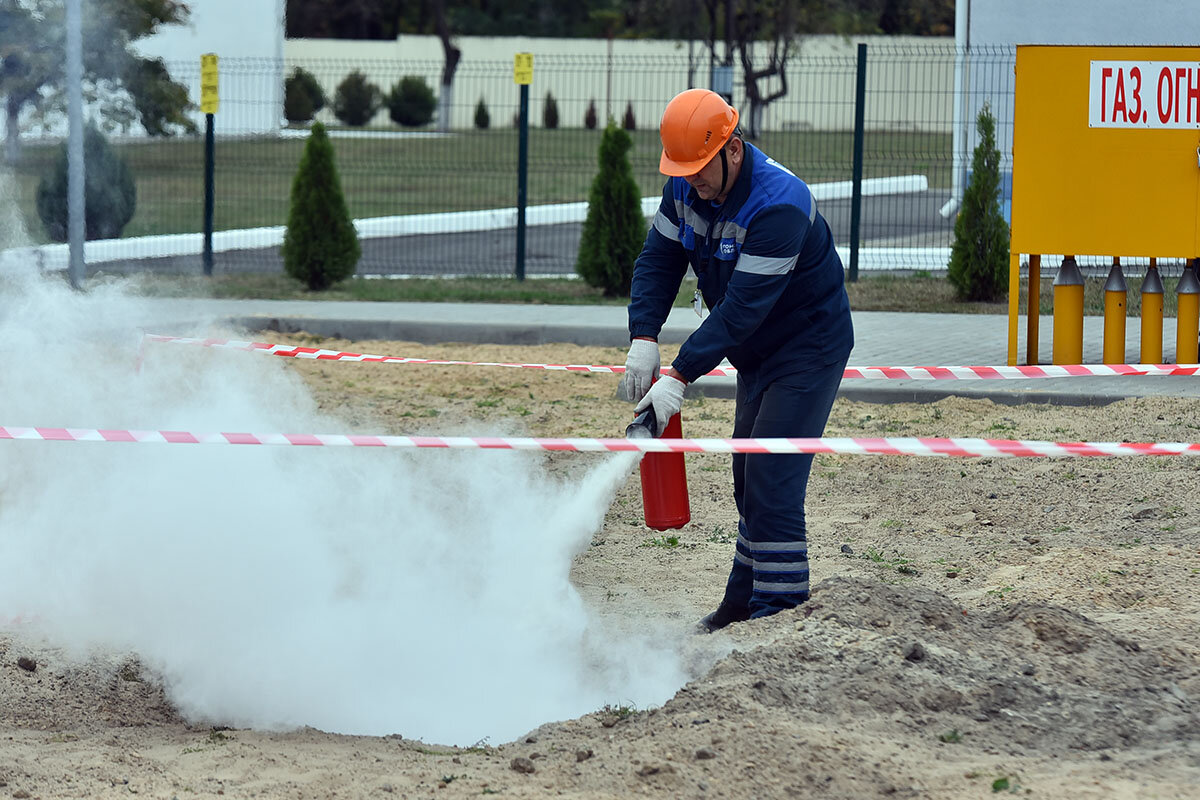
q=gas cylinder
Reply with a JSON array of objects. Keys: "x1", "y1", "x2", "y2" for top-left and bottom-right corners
[{"x1": 625, "y1": 406, "x2": 691, "y2": 531}]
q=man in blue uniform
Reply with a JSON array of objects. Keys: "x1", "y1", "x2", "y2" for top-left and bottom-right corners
[{"x1": 621, "y1": 88, "x2": 854, "y2": 632}]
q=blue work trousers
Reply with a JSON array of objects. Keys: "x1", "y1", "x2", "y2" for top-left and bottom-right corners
[{"x1": 721, "y1": 357, "x2": 847, "y2": 619}]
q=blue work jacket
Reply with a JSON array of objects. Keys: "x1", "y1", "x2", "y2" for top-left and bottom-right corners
[{"x1": 628, "y1": 142, "x2": 854, "y2": 397}]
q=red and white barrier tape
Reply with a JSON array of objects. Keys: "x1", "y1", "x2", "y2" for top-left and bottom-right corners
[
  {"x1": 142, "y1": 335, "x2": 1200, "y2": 381},
  {"x1": 3, "y1": 426, "x2": 1199, "y2": 457},
  {"x1": 840, "y1": 363, "x2": 1200, "y2": 380}
]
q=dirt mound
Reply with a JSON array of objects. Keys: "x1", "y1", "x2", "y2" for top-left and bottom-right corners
[
  {"x1": 494, "y1": 576, "x2": 1200, "y2": 799},
  {"x1": 0, "y1": 637, "x2": 180, "y2": 733},
  {"x1": 675, "y1": 577, "x2": 1199, "y2": 756}
]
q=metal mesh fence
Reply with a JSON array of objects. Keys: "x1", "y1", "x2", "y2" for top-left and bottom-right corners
[{"x1": 3, "y1": 44, "x2": 1094, "y2": 279}]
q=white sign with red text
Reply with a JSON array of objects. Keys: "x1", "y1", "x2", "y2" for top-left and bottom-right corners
[{"x1": 1089, "y1": 61, "x2": 1200, "y2": 128}]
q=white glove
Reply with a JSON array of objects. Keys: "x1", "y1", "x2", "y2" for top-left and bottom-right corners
[
  {"x1": 634, "y1": 375, "x2": 686, "y2": 434},
  {"x1": 620, "y1": 337, "x2": 660, "y2": 402}
]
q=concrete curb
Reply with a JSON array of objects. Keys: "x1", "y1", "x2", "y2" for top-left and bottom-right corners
[{"x1": 230, "y1": 314, "x2": 1198, "y2": 408}]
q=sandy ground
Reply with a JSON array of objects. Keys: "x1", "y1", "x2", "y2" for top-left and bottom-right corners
[{"x1": 3, "y1": 335, "x2": 1199, "y2": 799}]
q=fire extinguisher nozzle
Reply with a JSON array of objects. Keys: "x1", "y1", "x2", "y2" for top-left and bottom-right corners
[{"x1": 625, "y1": 406, "x2": 658, "y2": 439}]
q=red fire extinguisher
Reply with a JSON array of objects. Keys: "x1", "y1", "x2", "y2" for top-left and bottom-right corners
[{"x1": 625, "y1": 406, "x2": 691, "y2": 531}]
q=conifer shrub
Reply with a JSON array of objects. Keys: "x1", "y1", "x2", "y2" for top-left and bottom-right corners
[
  {"x1": 385, "y1": 75, "x2": 436, "y2": 127},
  {"x1": 584, "y1": 100, "x2": 598, "y2": 130},
  {"x1": 333, "y1": 70, "x2": 380, "y2": 127},
  {"x1": 36, "y1": 123, "x2": 135, "y2": 241},
  {"x1": 474, "y1": 97, "x2": 490, "y2": 129},
  {"x1": 542, "y1": 91, "x2": 559, "y2": 129},
  {"x1": 948, "y1": 102, "x2": 1010, "y2": 301},
  {"x1": 284, "y1": 79, "x2": 314, "y2": 124},
  {"x1": 576, "y1": 122, "x2": 645, "y2": 296},
  {"x1": 622, "y1": 101, "x2": 636, "y2": 131},
  {"x1": 281, "y1": 122, "x2": 361, "y2": 290},
  {"x1": 284, "y1": 67, "x2": 326, "y2": 123}
]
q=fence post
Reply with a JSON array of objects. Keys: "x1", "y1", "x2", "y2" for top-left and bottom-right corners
[
  {"x1": 515, "y1": 86, "x2": 529, "y2": 281},
  {"x1": 200, "y1": 53, "x2": 219, "y2": 277},
  {"x1": 849, "y1": 43, "x2": 867, "y2": 283},
  {"x1": 514, "y1": 53, "x2": 533, "y2": 282},
  {"x1": 202, "y1": 113, "x2": 215, "y2": 276}
]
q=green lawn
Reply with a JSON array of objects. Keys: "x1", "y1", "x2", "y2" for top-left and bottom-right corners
[{"x1": 7, "y1": 127, "x2": 951, "y2": 245}]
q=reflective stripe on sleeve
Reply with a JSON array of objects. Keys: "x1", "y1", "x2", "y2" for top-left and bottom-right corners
[
  {"x1": 653, "y1": 210, "x2": 680, "y2": 241},
  {"x1": 735, "y1": 253, "x2": 798, "y2": 275}
]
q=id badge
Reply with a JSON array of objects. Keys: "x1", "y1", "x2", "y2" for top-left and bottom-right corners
[{"x1": 692, "y1": 289, "x2": 705, "y2": 319}]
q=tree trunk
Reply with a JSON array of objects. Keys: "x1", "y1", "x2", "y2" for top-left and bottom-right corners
[
  {"x1": 437, "y1": 48, "x2": 459, "y2": 132},
  {"x1": 437, "y1": 80, "x2": 453, "y2": 132},
  {"x1": 737, "y1": 36, "x2": 793, "y2": 140},
  {"x1": 432, "y1": 1, "x2": 460, "y2": 133}
]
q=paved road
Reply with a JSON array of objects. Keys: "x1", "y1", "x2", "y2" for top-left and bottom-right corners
[{"x1": 89, "y1": 191, "x2": 955, "y2": 278}]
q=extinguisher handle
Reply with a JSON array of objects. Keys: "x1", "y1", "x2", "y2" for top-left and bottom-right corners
[{"x1": 625, "y1": 406, "x2": 658, "y2": 439}]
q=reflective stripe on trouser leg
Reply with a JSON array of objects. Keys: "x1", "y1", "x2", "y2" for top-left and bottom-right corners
[{"x1": 737, "y1": 358, "x2": 847, "y2": 619}]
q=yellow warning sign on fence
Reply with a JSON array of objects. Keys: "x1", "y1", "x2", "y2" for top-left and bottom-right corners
[
  {"x1": 200, "y1": 53, "x2": 219, "y2": 114},
  {"x1": 513, "y1": 53, "x2": 533, "y2": 85}
]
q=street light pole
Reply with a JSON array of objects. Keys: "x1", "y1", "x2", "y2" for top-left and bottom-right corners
[{"x1": 66, "y1": 0, "x2": 85, "y2": 290}]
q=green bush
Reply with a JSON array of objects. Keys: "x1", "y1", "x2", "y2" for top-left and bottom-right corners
[
  {"x1": 36, "y1": 123, "x2": 136, "y2": 241},
  {"x1": 385, "y1": 75, "x2": 436, "y2": 127},
  {"x1": 284, "y1": 67, "x2": 326, "y2": 123},
  {"x1": 542, "y1": 91, "x2": 559, "y2": 129},
  {"x1": 948, "y1": 102, "x2": 1010, "y2": 301},
  {"x1": 281, "y1": 122, "x2": 361, "y2": 290},
  {"x1": 622, "y1": 101, "x2": 636, "y2": 131},
  {"x1": 284, "y1": 79, "x2": 314, "y2": 124},
  {"x1": 584, "y1": 100, "x2": 598, "y2": 130},
  {"x1": 333, "y1": 71, "x2": 380, "y2": 127},
  {"x1": 474, "y1": 97, "x2": 490, "y2": 129},
  {"x1": 575, "y1": 122, "x2": 645, "y2": 297}
]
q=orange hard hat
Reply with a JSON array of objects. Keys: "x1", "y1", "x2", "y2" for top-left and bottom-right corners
[{"x1": 658, "y1": 89, "x2": 739, "y2": 176}]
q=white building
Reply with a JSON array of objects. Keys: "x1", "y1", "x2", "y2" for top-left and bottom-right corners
[{"x1": 948, "y1": 0, "x2": 1200, "y2": 213}]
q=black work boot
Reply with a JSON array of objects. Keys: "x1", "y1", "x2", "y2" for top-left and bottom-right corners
[{"x1": 697, "y1": 601, "x2": 750, "y2": 633}]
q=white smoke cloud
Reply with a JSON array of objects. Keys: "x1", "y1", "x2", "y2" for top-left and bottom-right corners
[{"x1": 0, "y1": 267, "x2": 689, "y2": 745}]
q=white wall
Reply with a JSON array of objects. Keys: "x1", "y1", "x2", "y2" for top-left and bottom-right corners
[
  {"x1": 957, "y1": 0, "x2": 1200, "y2": 172},
  {"x1": 285, "y1": 34, "x2": 955, "y2": 133},
  {"x1": 967, "y1": 0, "x2": 1199, "y2": 46}
]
